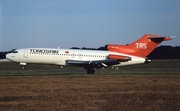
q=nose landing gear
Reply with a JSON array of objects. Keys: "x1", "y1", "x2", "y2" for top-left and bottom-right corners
[{"x1": 20, "y1": 63, "x2": 26, "y2": 70}]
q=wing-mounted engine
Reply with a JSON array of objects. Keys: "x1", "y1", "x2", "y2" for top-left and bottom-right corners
[{"x1": 108, "y1": 54, "x2": 131, "y2": 62}]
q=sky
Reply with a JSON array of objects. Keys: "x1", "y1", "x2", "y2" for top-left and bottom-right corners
[{"x1": 0, "y1": 0, "x2": 180, "y2": 51}]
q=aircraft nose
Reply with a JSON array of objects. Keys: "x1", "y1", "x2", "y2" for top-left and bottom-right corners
[
  {"x1": 6, "y1": 53, "x2": 10, "y2": 59},
  {"x1": 6, "y1": 53, "x2": 14, "y2": 60}
]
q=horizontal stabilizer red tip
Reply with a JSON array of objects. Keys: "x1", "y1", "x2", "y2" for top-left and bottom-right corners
[{"x1": 164, "y1": 37, "x2": 173, "y2": 41}]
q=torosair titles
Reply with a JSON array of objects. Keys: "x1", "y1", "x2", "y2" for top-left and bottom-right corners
[{"x1": 30, "y1": 49, "x2": 59, "y2": 54}]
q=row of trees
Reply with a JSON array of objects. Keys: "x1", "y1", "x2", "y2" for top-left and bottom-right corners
[
  {"x1": 0, "y1": 46, "x2": 180, "y2": 59},
  {"x1": 147, "y1": 46, "x2": 180, "y2": 59},
  {"x1": 0, "y1": 51, "x2": 12, "y2": 59}
]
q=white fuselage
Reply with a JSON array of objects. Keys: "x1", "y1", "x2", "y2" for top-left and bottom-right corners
[{"x1": 6, "y1": 48, "x2": 146, "y2": 67}]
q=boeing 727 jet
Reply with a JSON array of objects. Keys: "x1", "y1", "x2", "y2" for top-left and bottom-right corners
[{"x1": 6, "y1": 34, "x2": 172, "y2": 74}]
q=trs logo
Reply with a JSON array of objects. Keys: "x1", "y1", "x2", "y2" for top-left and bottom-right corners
[{"x1": 136, "y1": 43, "x2": 147, "y2": 49}]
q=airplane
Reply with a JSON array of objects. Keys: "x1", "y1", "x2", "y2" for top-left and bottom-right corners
[{"x1": 6, "y1": 34, "x2": 172, "y2": 74}]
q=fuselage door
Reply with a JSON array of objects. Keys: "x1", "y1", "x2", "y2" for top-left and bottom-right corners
[{"x1": 24, "y1": 49, "x2": 28, "y2": 58}]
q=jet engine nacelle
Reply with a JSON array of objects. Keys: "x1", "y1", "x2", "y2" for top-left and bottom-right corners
[{"x1": 108, "y1": 54, "x2": 131, "y2": 61}]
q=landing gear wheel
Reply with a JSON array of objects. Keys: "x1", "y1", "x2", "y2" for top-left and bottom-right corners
[
  {"x1": 21, "y1": 66, "x2": 25, "y2": 70},
  {"x1": 87, "y1": 68, "x2": 95, "y2": 74}
]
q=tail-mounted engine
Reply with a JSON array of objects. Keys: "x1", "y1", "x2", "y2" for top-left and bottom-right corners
[{"x1": 108, "y1": 54, "x2": 131, "y2": 62}]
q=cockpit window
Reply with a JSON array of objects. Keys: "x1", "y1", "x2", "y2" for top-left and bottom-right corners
[
  {"x1": 14, "y1": 51, "x2": 18, "y2": 53},
  {"x1": 12, "y1": 49, "x2": 18, "y2": 53}
]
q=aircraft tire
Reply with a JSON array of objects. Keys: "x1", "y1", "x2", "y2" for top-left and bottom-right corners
[
  {"x1": 87, "y1": 68, "x2": 95, "y2": 74},
  {"x1": 21, "y1": 66, "x2": 25, "y2": 70}
]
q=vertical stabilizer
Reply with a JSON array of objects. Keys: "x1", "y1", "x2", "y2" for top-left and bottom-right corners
[{"x1": 108, "y1": 34, "x2": 172, "y2": 57}]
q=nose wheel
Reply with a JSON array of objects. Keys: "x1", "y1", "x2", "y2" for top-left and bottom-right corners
[
  {"x1": 20, "y1": 63, "x2": 26, "y2": 70},
  {"x1": 21, "y1": 66, "x2": 25, "y2": 70},
  {"x1": 87, "y1": 68, "x2": 95, "y2": 74}
]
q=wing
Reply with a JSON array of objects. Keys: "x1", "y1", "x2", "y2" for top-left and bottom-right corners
[
  {"x1": 66, "y1": 59, "x2": 120, "y2": 68},
  {"x1": 66, "y1": 54, "x2": 131, "y2": 69}
]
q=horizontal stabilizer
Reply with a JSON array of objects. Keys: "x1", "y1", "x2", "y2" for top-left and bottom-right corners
[{"x1": 148, "y1": 35, "x2": 173, "y2": 41}]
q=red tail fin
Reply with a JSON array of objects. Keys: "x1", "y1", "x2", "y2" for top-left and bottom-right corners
[{"x1": 108, "y1": 34, "x2": 172, "y2": 57}]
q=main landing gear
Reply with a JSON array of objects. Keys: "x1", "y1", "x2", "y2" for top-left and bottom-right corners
[{"x1": 86, "y1": 68, "x2": 95, "y2": 74}]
